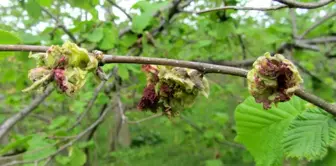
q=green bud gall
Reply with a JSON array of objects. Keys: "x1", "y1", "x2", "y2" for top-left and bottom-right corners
[
  {"x1": 23, "y1": 41, "x2": 100, "y2": 95},
  {"x1": 138, "y1": 65, "x2": 210, "y2": 117}
]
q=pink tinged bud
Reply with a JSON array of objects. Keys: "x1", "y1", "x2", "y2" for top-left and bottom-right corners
[
  {"x1": 53, "y1": 69, "x2": 68, "y2": 92},
  {"x1": 57, "y1": 56, "x2": 67, "y2": 67},
  {"x1": 142, "y1": 64, "x2": 158, "y2": 74},
  {"x1": 28, "y1": 67, "x2": 51, "y2": 82},
  {"x1": 47, "y1": 47, "x2": 53, "y2": 53}
]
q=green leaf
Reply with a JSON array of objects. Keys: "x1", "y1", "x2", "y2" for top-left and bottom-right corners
[
  {"x1": 120, "y1": 34, "x2": 138, "y2": 48},
  {"x1": 68, "y1": 147, "x2": 87, "y2": 166},
  {"x1": 282, "y1": 108, "x2": 336, "y2": 160},
  {"x1": 20, "y1": 33, "x2": 41, "y2": 44},
  {"x1": 56, "y1": 155, "x2": 71, "y2": 165},
  {"x1": 118, "y1": 64, "x2": 129, "y2": 80},
  {"x1": 131, "y1": 1, "x2": 169, "y2": 33},
  {"x1": 213, "y1": 112, "x2": 229, "y2": 124},
  {"x1": 98, "y1": 27, "x2": 118, "y2": 50},
  {"x1": 197, "y1": 40, "x2": 212, "y2": 47},
  {"x1": 132, "y1": 1, "x2": 152, "y2": 12},
  {"x1": 24, "y1": 135, "x2": 57, "y2": 161},
  {"x1": 0, "y1": 30, "x2": 21, "y2": 44},
  {"x1": 87, "y1": 28, "x2": 104, "y2": 42},
  {"x1": 235, "y1": 96, "x2": 306, "y2": 166},
  {"x1": 77, "y1": 140, "x2": 95, "y2": 149},
  {"x1": 36, "y1": 0, "x2": 53, "y2": 7},
  {"x1": 132, "y1": 11, "x2": 153, "y2": 33},
  {"x1": 69, "y1": 0, "x2": 99, "y2": 9},
  {"x1": 0, "y1": 135, "x2": 32, "y2": 155},
  {"x1": 0, "y1": 29, "x2": 21, "y2": 59},
  {"x1": 205, "y1": 159, "x2": 223, "y2": 166},
  {"x1": 26, "y1": 0, "x2": 42, "y2": 19},
  {"x1": 48, "y1": 116, "x2": 69, "y2": 130},
  {"x1": 132, "y1": 1, "x2": 169, "y2": 13}
]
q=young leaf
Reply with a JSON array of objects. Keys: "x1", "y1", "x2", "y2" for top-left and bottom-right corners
[
  {"x1": 0, "y1": 135, "x2": 32, "y2": 155},
  {"x1": 235, "y1": 96, "x2": 306, "y2": 166},
  {"x1": 24, "y1": 135, "x2": 57, "y2": 161},
  {"x1": 118, "y1": 64, "x2": 129, "y2": 80},
  {"x1": 282, "y1": 108, "x2": 336, "y2": 160},
  {"x1": 36, "y1": 0, "x2": 53, "y2": 7},
  {"x1": 131, "y1": 1, "x2": 169, "y2": 33},
  {"x1": 205, "y1": 159, "x2": 223, "y2": 166},
  {"x1": 0, "y1": 30, "x2": 21, "y2": 44},
  {"x1": 68, "y1": 146, "x2": 87, "y2": 166},
  {"x1": 48, "y1": 116, "x2": 69, "y2": 130},
  {"x1": 98, "y1": 27, "x2": 118, "y2": 50},
  {"x1": 86, "y1": 28, "x2": 104, "y2": 43},
  {"x1": 0, "y1": 29, "x2": 21, "y2": 59},
  {"x1": 131, "y1": 11, "x2": 153, "y2": 33},
  {"x1": 26, "y1": 0, "x2": 42, "y2": 19}
]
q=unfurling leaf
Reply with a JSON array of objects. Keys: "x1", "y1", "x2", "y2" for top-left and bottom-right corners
[
  {"x1": 282, "y1": 108, "x2": 336, "y2": 160},
  {"x1": 235, "y1": 96, "x2": 306, "y2": 166}
]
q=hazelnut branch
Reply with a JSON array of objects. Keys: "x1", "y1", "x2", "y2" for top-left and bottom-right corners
[
  {"x1": 0, "y1": 44, "x2": 335, "y2": 116},
  {"x1": 196, "y1": 0, "x2": 334, "y2": 14},
  {"x1": 274, "y1": 0, "x2": 334, "y2": 9}
]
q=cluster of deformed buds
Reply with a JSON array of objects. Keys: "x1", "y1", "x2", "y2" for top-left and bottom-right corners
[
  {"x1": 23, "y1": 41, "x2": 105, "y2": 95},
  {"x1": 137, "y1": 64, "x2": 210, "y2": 117},
  {"x1": 247, "y1": 52, "x2": 303, "y2": 109}
]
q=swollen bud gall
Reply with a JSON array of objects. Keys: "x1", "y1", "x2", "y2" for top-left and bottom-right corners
[
  {"x1": 137, "y1": 65, "x2": 210, "y2": 117},
  {"x1": 247, "y1": 53, "x2": 303, "y2": 109},
  {"x1": 24, "y1": 41, "x2": 101, "y2": 95}
]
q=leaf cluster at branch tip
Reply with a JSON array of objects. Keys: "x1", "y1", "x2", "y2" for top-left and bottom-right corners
[
  {"x1": 137, "y1": 64, "x2": 210, "y2": 117},
  {"x1": 23, "y1": 41, "x2": 103, "y2": 95},
  {"x1": 247, "y1": 52, "x2": 303, "y2": 109}
]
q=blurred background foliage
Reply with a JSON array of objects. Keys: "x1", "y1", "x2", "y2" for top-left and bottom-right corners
[{"x1": 0, "y1": 0, "x2": 335, "y2": 165}]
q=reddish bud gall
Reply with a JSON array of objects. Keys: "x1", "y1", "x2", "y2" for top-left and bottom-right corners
[{"x1": 247, "y1": 53, "x2": 303, "y2": 109}]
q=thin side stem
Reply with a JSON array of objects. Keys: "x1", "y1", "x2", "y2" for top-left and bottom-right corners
[
  {"x1": 110, "y1": 76, "x2": 126, "y2": 151},
  {"x1": 274, "y1": 0, "x2": 334, "y2": 9},
  {"x1": 298, "y1": 36, "x2": 336, "y2": 44},
  {"x1": 0, "y1": 45, "x2": 49, "y2": 52},
  {"x1": 0, "y1": 111, "x2": 50, "y2": 123},
  {"x1": 290, "y1": 8, "x2": 298, "y2": 38},
  {"x1": 41, "y1": 7, "x2": 77, "y2": 43},
  {"x1": 107, "y1": 0, "x2": 132, "y2": 21},
  {"x1": 298, "y1": 11, "x2": 336, "y2": 39},
  {"x1": 67, "y1": 68, "x2": 116, "y2": 131},
  {"x1": 0, "y1": 87, "x2": 54, "y2": 141},
  {"x1": 128, "y1": 113, "x2": 163, "y2": 124},
  {"x1": 197, "y1": 5, "x2": 288, "y2": 14},
  {"x1": 295, "y1": 89, "x2": 336, "y2": 114},
  {"x1": 84, "y1": 104, "x2": 108, "y2": 166},
  {"x1": 3, "y1": 103, "x2": 112, "y2": 166}
]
